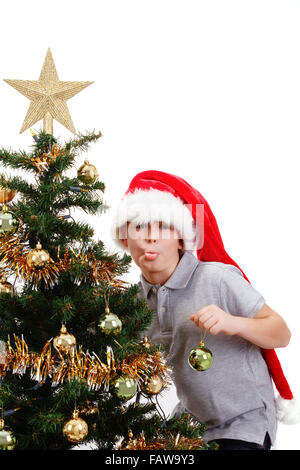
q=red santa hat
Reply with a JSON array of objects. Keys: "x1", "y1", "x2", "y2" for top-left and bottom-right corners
[{"x1": 111, "y1": 169, "x2": 299, "y2": 424}]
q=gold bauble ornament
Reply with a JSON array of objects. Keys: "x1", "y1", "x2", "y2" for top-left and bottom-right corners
[
  {"x1": 98, "y1": 306, "x2": 122, "y2": 335},
  {"x1": 0, "y1": 186, "x2": 16, "y2": 205},
  {"x1": 63, "y1": 410, "x2": 88, "y2": 443},
  {"x1": 77, "y1": 159, "x2": 99, "y2": 184},
  {"x1": 140, "y1": 374, "x2": 163, "y2": 395},
  {"x1": 188, "y1": 341, "x2": 213, "y2": 371},
  {"x1": 113, "y1": 375, "x2": 138, "y2": 402},
  {"x1": 26, "y1": 242, "x2": 50, "y2": 269},
  {"x1": 0, "y1": 204, "x2": 18, "y2": 234},
  {"x1": 0, "y1": 419, "x2": 16, "y2": 450},
  {"x1": 0, "y1": 275, "x2": 13, "y2": 297},
  {"x1": 53, "y1": 325, "x2": 76, "y2": 355}
]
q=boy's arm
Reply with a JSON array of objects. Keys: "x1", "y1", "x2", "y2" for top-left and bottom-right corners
[
  {"x1": 234, "y1": 303, "x2": 291, "y2": 348},
  {"x1": 190, "y1": 303, "x2": 291, "y2": 349}
]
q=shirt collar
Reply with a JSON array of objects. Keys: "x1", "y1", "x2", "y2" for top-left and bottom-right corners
[{"x1": 139, "y1": 251, "x2": 199, "y2": 298}]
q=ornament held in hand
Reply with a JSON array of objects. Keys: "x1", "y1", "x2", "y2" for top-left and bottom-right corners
[{"x1": 188, "y1": 341, "x2": 213, "y2": 371}]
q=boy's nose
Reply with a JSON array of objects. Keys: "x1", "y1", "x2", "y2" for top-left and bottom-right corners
[
  {"x1": 146, "y1": 236, "x2": 158, "y2": 242},
  {"x1": 146, "y1": 228, "x2": 159, "y2": 240}
]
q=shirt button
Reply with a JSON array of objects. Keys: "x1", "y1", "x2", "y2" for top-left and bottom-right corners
[{"x1": 161, "y1": 307, "x2": 167, "y2": 312}]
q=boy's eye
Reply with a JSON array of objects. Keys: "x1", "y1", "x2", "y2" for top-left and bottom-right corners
[{"x1": 135, "y1": 223, "x2": 169, "y2": 230}]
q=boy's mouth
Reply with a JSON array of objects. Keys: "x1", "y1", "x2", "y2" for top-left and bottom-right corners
[{"x1": 144, "y1": 252, "x2": 159, "y2": 261}]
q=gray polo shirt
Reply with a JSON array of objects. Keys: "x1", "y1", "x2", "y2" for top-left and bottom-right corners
[{"x1": 137, "y1": 251, "x2": 277, "y2": 446}]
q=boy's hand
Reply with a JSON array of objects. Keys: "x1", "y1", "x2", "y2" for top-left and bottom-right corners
[{"x1": 190, "y1": 304, "x2": 239, "y2": 336}]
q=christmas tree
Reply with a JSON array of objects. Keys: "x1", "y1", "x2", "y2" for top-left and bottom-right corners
[{"x1": 0, "y1": 49, "x2": 215, "y2": 451}]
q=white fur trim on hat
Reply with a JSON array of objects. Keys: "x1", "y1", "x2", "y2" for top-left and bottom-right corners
[
  {"x1": 111, "y1": 188, "x2": 203, "y2": 252},
  {"x1": 276, "y1": 396, "x2": 300, "y2": 424}
]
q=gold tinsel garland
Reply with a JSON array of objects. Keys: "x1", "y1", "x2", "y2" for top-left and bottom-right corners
[
  {"x1": 0, "y1": 229, "x2": 127, "y2": 290},
  {"x1": 119, "y1": 414, "x2": 212, "y2": 450},
  {"x1": 119, "y1": 431, "x2": 208, "y2": 450},
  {"x1": 60, "y1": 246, "x2": 126, "y2": 288},
  {"x1": 0, "y1": 335, "x2": 170, "y2": 392}
]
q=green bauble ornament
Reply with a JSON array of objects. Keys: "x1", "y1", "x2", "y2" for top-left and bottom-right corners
[
  {"x1": 188, "y1": 341, "x2": 213, "y2": 371},
  {"x1": 113, "y1": 375, "x2": 137, "y2": 401},
  {"x1": 98, "y1": 306, "x2": 122, "y2": 335},
  {"x1": 0, "y1": 205, "x2": 18, "y2": 234},
  {"x1": 0, "y1": 419, "x2": 16, "y2": 450}
]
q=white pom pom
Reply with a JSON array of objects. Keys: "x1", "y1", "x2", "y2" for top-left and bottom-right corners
[{"x1": 276, "y1": 396, "x2": 300, "y2": 424}]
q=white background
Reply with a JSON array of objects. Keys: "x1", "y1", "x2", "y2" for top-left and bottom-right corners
[{"x1": 0, "y1": 0, "x2": 300, "y2": 450}]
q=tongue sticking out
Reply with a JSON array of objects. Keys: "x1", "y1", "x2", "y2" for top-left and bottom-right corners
[{"x1": 144, "y1": 253, "x2": 159, "y2": 261}]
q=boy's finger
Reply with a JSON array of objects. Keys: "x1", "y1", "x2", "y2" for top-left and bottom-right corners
[
  {"x1": 194, "y1": 304, "x2": 215, "y2": 317},
  {"x1": 204, "y1": 317, "x2": 218, "y2": 330},
  {"x1": 190, "y1": 314, "x2": 199, "y2": 323},
  {"x1": 191, "y1": 316, "x2": 202, "y2": 328},
  {"x1": 191, "y1": 306, "x2": 215, "y2": 322},
  {"x1": 198, "y1": 311, "x2": 214, "y2": 323}
]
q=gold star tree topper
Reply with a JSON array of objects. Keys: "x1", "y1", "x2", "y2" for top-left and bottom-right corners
[{"x1": 4, "y1": 48, "x2": 93, "y2": 135}]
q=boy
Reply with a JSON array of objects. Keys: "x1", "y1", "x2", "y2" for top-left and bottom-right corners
[{"x1": 111, "y1": 170, "x2": 298, "y2": 450}]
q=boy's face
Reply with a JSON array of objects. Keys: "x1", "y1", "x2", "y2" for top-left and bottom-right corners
[{"x1": 120, "y1": 221, "x2": 183, "y2": 277}]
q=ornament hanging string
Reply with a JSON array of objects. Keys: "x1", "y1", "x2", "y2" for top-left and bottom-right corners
[
  {"x1": 199, "y1": 326, "x2": 208, "y2": 348},
  {"x1": 103, "y1": 281, "x2": 114, "y2": 309}
]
